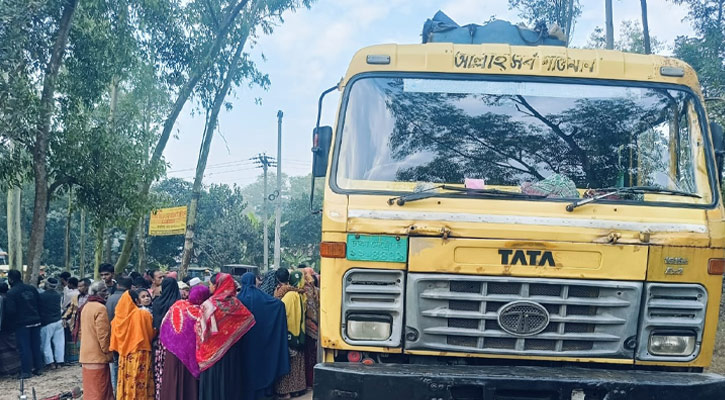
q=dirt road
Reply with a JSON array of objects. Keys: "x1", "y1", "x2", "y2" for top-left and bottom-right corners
[{"x1": 0, "y1": 364, "x2": 83, "y2": 399}]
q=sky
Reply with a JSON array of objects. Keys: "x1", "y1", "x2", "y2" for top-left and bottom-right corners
[{"x1": 163, "y1": 0, "x2": 696, "y2": 187}]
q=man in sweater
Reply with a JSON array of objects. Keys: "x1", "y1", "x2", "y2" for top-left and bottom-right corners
[
  {"x1": 80, "y1": 281, "x2": 114, "y2": 400},
  {"x1": 39, "y1": 277, "x2": 65, "y2": 369},
  {"x1": 6, "y1": 269, "x2": 44, "y2": 378}
]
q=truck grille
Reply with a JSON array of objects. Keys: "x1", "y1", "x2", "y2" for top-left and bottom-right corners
[{"x1": 405, "y1": 274, "x2": 641, "y2": 358}]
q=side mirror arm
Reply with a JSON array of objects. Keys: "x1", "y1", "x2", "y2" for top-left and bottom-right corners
[{"x1": 310, "y1": 85, "x2": 339, "y2": 214}]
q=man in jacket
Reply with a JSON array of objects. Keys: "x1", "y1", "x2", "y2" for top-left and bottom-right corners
[
  {"x1": 80, "y1": 281, "x2": 114, "y2": 400},
  {"x1": 6, "y1": 269, "x2": 44, "y2": 378},
  {"x1": 39, "y1": 277, "x2": 64, "y2": 369}
]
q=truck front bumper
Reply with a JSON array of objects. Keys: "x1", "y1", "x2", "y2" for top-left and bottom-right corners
[{"x1": 314, "y1": 362, "x2": 725, "y2": 400}]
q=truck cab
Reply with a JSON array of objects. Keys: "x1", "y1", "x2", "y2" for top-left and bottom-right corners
[{"x1": 310, "y1": 18, "x2": 725, "y2": 400}]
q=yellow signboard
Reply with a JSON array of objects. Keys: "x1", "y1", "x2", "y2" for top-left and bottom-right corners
[{"x1": 149, "y1": 206, "x2": 187, "y2": 236}]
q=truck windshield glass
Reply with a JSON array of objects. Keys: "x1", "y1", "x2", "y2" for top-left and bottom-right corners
[{"x1": 335, "y1": 76, "x2": 710, "y2": 204}]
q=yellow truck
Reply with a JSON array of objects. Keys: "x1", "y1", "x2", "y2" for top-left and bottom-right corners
[{"x1": 309, "y1": 16, "x2": 725, "y2": 400}]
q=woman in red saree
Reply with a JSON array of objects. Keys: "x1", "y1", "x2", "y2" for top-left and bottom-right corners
[{"x1": 197, "y1": 273, "x2": 255, "y2": 400}]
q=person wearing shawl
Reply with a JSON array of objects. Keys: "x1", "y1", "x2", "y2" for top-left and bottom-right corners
[
  {"x1": 158, "y1": 285, "x2": 210, "y2": 400},
  {"x1": 259, "y1": 269, "x2": 278, "y2": 296},
  {"x1": 110, "y1": 291, "x2": 155, "y2": 400},
  {"x1": 237, "y1": 272, "x2": 290, "y2": 400},
  {"x1": 275, "y1": 270, "x2": 307, "y2": 399},
  {"x1": 152, "y1": 278, "x2": 180, "y2": 400},
  {"x1": 301, "y1": 267, "x2": 320, "y2": 388},
  {"x1": 198, "y1": 273, "x2": 255, "y2": 400}
]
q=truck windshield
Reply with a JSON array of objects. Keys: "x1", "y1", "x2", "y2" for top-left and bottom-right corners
[{"x1": 335, "y1": 76, "x2": 711, "y2": 205}]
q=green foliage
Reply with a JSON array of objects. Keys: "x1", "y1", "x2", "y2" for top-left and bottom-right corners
[
  {"x1": 508, "y1": 0, "x2": 581, "y2": 42},
  {"x1": 1, "y1": 0, "x2": 319, "y2": 275},
  {"x1": 587, "y1": 20, "x2": 664, "y2": 53},
  {"x1": 137, "y1": 174, "x2": 321, "y2": 271},
  {"x1": 670, "y1": 0, "x2": 724, "y2": 124}
]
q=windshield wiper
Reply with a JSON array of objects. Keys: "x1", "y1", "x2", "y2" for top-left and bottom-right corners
[
  {"x1": 387, "y1": 185, "x2": 545, "y2": 206},
  {"x1": 565, "y1": 186, "x2": 701, "y2": 212}
]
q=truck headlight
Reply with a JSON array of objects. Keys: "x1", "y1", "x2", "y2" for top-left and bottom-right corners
[
  {"x1": 346, "y1": 314, "x2": 392, "y2": 341},
  {"x1": 648, "y1": 332, "x2": 696, "y2": 356}
]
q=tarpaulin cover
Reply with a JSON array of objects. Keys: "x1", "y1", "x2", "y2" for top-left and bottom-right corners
[{"x1": 422, "y1": 10, "x2": 566, "y2": 47}]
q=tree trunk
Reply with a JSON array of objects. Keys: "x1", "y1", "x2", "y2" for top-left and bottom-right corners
[
  {"x1": 565, "y1": 0, "x2": 575, "y2": 44},
  {"x1": 137, "y1": 216, "x2": 146, "y2": 273},
  {"x1": 180, "y1": 41, "x2": 247, "y2": 279},
  {"x1": 114, "y1": 0, "x2": 251, "y2": 273},
  {"x1": 640, "y1": 0, "x2": 651, "y2": 54},
  {"x1": 79, "y1": 209, "x2": 86, "y2": 278},
  {"x1": 94, "y1": 222, "x2": 104, "y2": 280},
  {"x1": 7, "y1": 186, "x2": 23, "y2": 270},
  {"x1": 114, "y1": 223, "x2": 136, "y2": 274},
  {"x1": 26, "y1": 0, "x2": 79, "y2": 286},
  {"x1": 605, "y1": 0, "x2": 614, "y2": 50},
  {"x1": 104, "y1": 230, "x2": 112, "y2": 263},
  {"x1": 64, "y1": 188, "x2": 72, "y2": 271}
]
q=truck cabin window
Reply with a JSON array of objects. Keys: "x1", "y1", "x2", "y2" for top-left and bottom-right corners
[{"x1": 335, "y1": 77, "x2": 709, "y2": 204}]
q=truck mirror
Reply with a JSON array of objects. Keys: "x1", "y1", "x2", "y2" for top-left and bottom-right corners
[
  {"x1": 711, "y1": 122, "x2": 724, "y2": 184},
  {"x1": 312, "y1": 126, "x2": 333, "y2": 178},
  {"x1": 711, "y1": 122, "x2": 724, "y2": 152}
]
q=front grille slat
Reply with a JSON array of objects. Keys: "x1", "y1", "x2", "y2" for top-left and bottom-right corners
[
  {"x1": 421, "y1": 292, "x2": 631, "y2": 307},
  {"x1": 421, "y1": 309, "x2": 626, "y2": 325},
  {"x1": 406, "y1": 274, "x2": 642, "y2": 358},
  {"x1": 423, "y1": 327, "x2": 621, "y2": 342}
]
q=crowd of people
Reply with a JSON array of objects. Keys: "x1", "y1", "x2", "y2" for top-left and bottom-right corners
[{"x1": 0, "y1": 262, "x2": 321, "y2": 400}]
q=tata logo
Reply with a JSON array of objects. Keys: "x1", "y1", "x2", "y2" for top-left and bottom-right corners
[{"x1": 498, "y1": 249, "x2": 555, "y2": 267}]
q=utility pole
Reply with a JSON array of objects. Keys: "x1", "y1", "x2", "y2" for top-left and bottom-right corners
[
  {"x1": 253, "y1": 153, "x2": 276, "y2": 271},
  {"x1": 274, "y1": 111, "x2": 283, "y2": 271},
  {"x1": 605, "y1": 0, "x2": 614, "y2": 50}
]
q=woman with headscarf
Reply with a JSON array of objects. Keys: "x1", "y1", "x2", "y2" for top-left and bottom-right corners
[
  {"x1": 259, "y1": 269, "x2": 278, "y2": 296},
  {"x1": 273, "y1": 268, "x2": 291, "y2": 299},
  {"x1": 198, "y1": 273, "x2": 255, "y2": 400},
  {"x1": 110, "y1": 291, "x2": 155, "y2": 400},
  {"x1": 237, "y1": 272, "x2": 290, "y2": 400},
  {"x1": 275, "y1": 270, "x2": 307, "y2": 399},
  {"x1": 158, "y1": 285, "x2": 210, "y2": 400},
  {"x1": 152, "y1": 278, "x2": 180, "y2": 400},
  {"x1": 301, "y1": 268, "x2": 320, "y2": 388}
]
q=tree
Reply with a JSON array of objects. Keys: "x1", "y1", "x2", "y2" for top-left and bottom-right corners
[
  {"x1": 670, "y1": 1, "x2": 725, "y2": 126},
  {"x1": 508, "y1": 0, "x2": 582, "y2": 44},
  {"x1": 587, "y1": 20, "x2": 663, "y2": 54},
  {"x1": 640, "y1": 0, "x2": 652, "y2": 54},
  {"x1": 179, "y1": 1, "x2": 276, "y2": 277},
  {"x1": 1, "y1": 0, "x2": 174, "y2": 282},
  {"x1": 114, "y1": 0, "x2": 313, "y2": 273},
  {"x1": 34, "y1": 0, "x2": 80, "y2": 283},
  {"x1": 281, "y1": 180, "x2": 322, "y2": 269}
]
